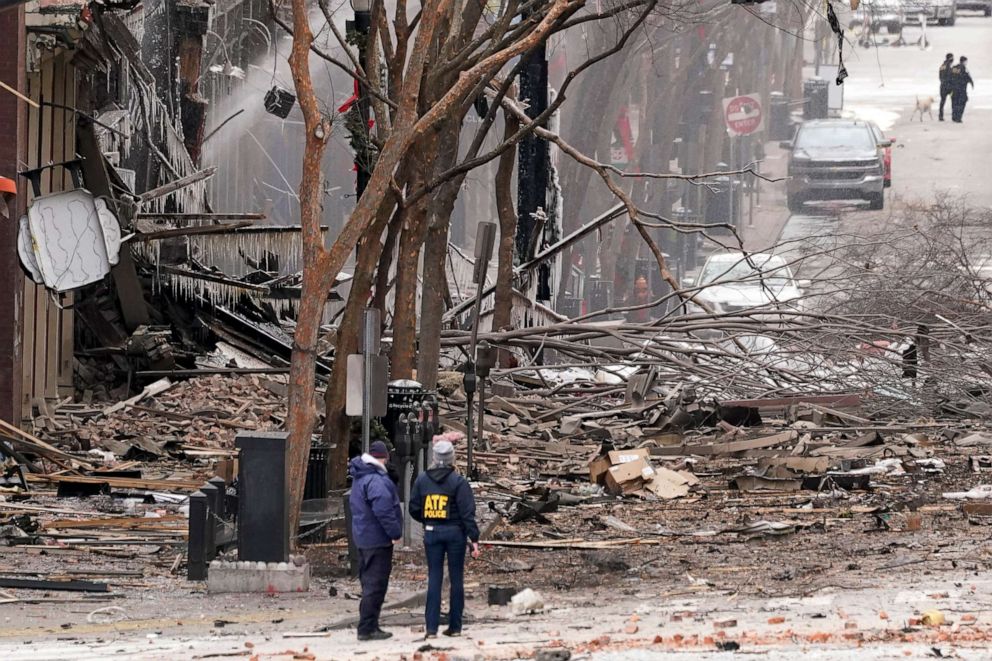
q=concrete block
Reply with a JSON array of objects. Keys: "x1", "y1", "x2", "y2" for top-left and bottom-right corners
[{"x1": 207, "y1": 556, "x2": 310, "y2": 594}]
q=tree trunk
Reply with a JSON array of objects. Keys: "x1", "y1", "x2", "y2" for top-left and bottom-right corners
[
  {"x1": 492, "y1": 110, "x2": 519, "y2": 352},
  {"x1": 417, "y1": 120, "x2": 463, "y2": 389},
  {"x1": 371, "y1": 206, "x2": 402, "y2": 319},
  {"x1": 389, "y1": 166, "x2": 430, "y2": 379},
  {"x1": 417, "y1": 215, "x2": 452, "y2": 388},
  {"x1": 286, "y1": 0, "x2": 334, "y2": 540},
  {"x1": 321, "y1": 202, "x2": 393, "y2": 487}
]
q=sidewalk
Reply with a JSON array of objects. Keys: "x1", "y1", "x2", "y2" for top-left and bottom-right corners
[
  {"x1": 4, "y1": 572, "x2": 992, "y2": 659},
  {"x1": 741, "y1": 139, "x2": 793, "y2": 252}
]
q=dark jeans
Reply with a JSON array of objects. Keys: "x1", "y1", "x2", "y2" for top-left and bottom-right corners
[
  {"x1": 952, "y1": 93, "x2": 968, "y2": 122},
  {"x1": 939, "y1": 84, "x2": 951, "y2": 119},
  {"x1": 358, "y1": 545, "x2": 393, "y2": 635},
  {"x1": 424, "y1": 525, "x2": 467, "y2": 634}
]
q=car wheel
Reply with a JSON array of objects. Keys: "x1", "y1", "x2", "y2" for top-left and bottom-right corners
[
  {"x1": 985, "y1": 6, "x2": 991, "y2": 16},
  {"x1": 787, "y1": 195, "x2": 804, "y2": 214},
  {"x1": 947, "y1": 15, "x2": 956, "y2": 26},
  {"x1": 868, "y1": 193, "x2": 884, "y2": 210}
]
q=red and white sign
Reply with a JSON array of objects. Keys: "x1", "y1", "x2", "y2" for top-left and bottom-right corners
[{"x1": 722, "y1": 93, "x2": 764, "y2": 137}]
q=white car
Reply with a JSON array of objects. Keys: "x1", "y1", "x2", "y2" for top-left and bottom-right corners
[{"x1": 685, "y1": 252, "x2": 807, "y2": 316}]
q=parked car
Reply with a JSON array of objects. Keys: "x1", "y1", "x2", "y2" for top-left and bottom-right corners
[
  {"x1": 904, "y1": 0, "x2": 958, "y2": 24},
  {"x1": 781, "y1": 119, "x2": 889, "y2": 212},
  {"x1": 684, "y1": 252, "x2": 807, "y2": 316},
  {"x1": 850, "y1": 0, "x2": 907, "y2": 33},
  {"x1": 868, "y1": 122, "x2": 895, "y2": 188},
  {"x1": 957, "y1": 0, "x2": 991, "y2": 15}
]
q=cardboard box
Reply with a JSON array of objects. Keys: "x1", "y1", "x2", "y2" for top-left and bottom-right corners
[
  {"x1": 644, "y1": 467, "x2": 698, "y2": 499},
  {"x1": 589, "y1": 454, "x2": 612, "y2": 486},
  {"x1": 605, "y1": 458, "x2": 655, "y2": 495},
  {"x1": 608, "y1": 447, "x2": 650, "y2": 465}
]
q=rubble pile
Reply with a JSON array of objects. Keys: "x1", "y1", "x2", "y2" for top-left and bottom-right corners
[{"x1": 27, "y1": 375, "x2": 285, "y2": 463}]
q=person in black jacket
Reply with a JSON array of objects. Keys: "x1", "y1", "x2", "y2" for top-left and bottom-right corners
[
  {"x1": 409, "y1": 440, "x2": 480, "y2": 639},
  {"x1": 938, "y1": 53, "x2": 954, "y2": 121},
  {"x1": 950, "y1": 56, "x2": 975, "y2": 123}
]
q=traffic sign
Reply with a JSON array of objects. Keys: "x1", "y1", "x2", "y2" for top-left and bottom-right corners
[{"x1": 722, "y1": 93, "x2": 764, "y2": 137}]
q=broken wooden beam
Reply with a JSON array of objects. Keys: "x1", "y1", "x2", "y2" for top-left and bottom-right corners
[
  {"x1": 0, "y1": 418, "x2": 95, "y2": 471},
  {"x1": 0, "y1": 577, "x2": 109, "y2": 593},
  {"x1": 138, "y1": 167, "x2": 217, "y2": 204},
  {"x1": 25, "y1": 473, "x2": 204, "y2": 492},
  {"x1": 650, "y1": 430, "x2": 799, "y2": 457},
  {"x1": 136, "y1": 367, "x2": 290, "y2": 378},
  {"x1": 136, "y1": 212, "x2": 266, "y2": 222},
  {"x1": 134, "y1": 222, "x2": 254, "y2": 241},
  {"x1": 719, "y1": 393, "x2": 862, "y2": 410}
]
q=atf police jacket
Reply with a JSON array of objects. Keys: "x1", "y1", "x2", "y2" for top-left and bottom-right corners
[{"x1": 409, "y1": 466, "x2": 481, "y2": 542}]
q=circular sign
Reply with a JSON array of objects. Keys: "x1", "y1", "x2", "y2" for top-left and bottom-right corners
[{"x1": 723, "y1": 94, "x2": 763, "y2": 136}]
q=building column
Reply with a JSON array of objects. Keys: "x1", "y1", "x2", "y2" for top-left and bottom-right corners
[{"x1": 0, "y1": 6, "x2": 26, "y2": 424}]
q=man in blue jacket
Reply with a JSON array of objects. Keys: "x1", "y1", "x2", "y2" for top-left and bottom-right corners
[
  {"x1": 409, "y1": 440, "x2": 480, "y2": 638},
  {"x1": 348, "y1": 441, "x2": 403, "y2": 641}
]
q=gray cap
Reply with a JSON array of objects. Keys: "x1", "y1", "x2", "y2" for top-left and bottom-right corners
[{"x1": 433, "y1": 440, "x2": 455, "y2": 466}]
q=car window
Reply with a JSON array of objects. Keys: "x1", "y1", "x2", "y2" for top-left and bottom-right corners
[
  {"x1": 699, "y1": 256, "x2": 795, "y2": 290},
  {"x1": 795, "y1": 126, "x2": 875, "y2": 150}
]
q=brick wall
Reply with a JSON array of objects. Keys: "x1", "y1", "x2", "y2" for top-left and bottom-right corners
[{"x1": 0, "y1": 6, "x2": 26, "y2": 423}]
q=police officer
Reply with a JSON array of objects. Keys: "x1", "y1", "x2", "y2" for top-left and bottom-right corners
[
  {"x1": 938, "y1": 53, "x2": 954, "y2": 121},
  {"x1": 950, "y1": 56, "x2": 975, "y2": 124},
  {"x1": 409, "y1": 440, "x2": 480, "y2": 639}
]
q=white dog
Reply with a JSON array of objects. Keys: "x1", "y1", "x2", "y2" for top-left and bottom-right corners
[{"x1": 911, "y1": 96, "x2": 935, "y2": 122}]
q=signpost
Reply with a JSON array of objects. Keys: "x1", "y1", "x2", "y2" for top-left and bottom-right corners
[
  {"x1": 345, "y1": 308, "x2": 388, "y2": 453},
  {"x1": 465, "y1": 222, "x2": 496, "y2": 479},
  {"x1": 722, "y1": 93, "x2": 764, "y2": 231}
]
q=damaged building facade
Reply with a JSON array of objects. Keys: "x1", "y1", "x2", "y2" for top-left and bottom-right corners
[{"x1": 0, "y1": 0, "x2": 343, "y2": 427}]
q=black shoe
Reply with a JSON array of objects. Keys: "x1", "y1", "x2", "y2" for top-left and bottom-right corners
[
  {"x1": 357, "y1": 629, "x2": 393, "y2": 641},
  {"x1": 443, "y1": 628, "x2": 462, "y2": 637},
  {"x1": 939, "y1": 117, "x2": 944, "y2": 121},
  {"x1": 424, "y1": 632, "x2": 437, "y2": 640}
]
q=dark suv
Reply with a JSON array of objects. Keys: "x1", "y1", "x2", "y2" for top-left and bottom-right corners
[{"x1": 782, "y1": 119, "x2": 889, "y2": 212}]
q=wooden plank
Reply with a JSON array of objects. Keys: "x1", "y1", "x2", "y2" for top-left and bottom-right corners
[
  {"x1": 102, "y1": 378, "x2": 173, "y2": 416},
  {"x1": 720, "y1": 393, "x2": 862, "y2": 410},
  {"x1": 0, "y1": 577, "x2": 109, "y2": 593},
  {"x1": 0, "y1": 418, "x2": 96, "y2": 469},
  {"x1": 35, "y1": 55, "x2": 55, "y2": 406},
  {"x1": 25, "y1": 473, "x2": 203, "y2": 491},
  {"x1": 44, "y1": 515, "x2": 186, "y2": 530},
  {"x1": 57, "y1": 58, "x2": 75, "y2": 397},
  {"x1": 20, "y1": 70, "x2": 39, "y2": 425},
  {"x1": 75, "y1": 122, "x2": 150, "y2": 330},
  {"x1": 650, "y1": 430, "x2": 799, "y2": 457}
]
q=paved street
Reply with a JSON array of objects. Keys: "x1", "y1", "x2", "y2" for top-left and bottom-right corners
[{"x1": 769, "y1": 15, "x2": 992, "y2": 282}]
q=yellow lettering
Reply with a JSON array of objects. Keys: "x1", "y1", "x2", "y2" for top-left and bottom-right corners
[{"x1": 422, "y1": 494, "x2": 450, "y2": 519}]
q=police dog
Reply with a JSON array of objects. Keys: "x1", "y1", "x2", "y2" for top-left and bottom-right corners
[{"x1": 912, "y1": 96, "x2": 935, "y2": 121}]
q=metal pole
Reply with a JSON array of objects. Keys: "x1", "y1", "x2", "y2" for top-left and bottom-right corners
[
  {"x1": 360, "y1": 307, "x2": 379, "y2": 454},
  {"x1": 465, "y1": 382, "x2": 475, "y2": 474},
  {"x1": 477, "y1": 375, "x2": 486, "y2": 452},
  {"x1": 402, "y1": 461, "x2": 412, "y2": 547},
  {"x1": 728, "y1": 138, "x2": 735, "y2": 232},
  {"x1": 748, "y1": 142, "x2": 756, "y2": 229}
]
